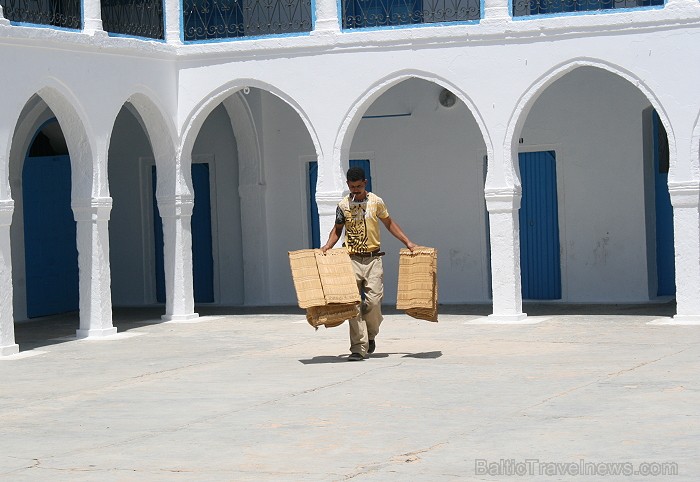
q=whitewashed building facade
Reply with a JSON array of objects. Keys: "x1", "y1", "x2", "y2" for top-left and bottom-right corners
[{"x1": 1, "y1": 0, "x2": 699, "y2": 355}]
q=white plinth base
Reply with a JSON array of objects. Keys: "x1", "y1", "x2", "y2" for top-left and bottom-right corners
[
  {"x1": 0, "y1": 344, "x2": 20, "y2": 356},
  {"x1": 0, "y1": 350, "x2": 46, "y2": 360},
  {"x1": 464, "y1": 314, "x2": 546, "y2": 325},
  {"x1": 76, "y1": 327, "x2": 118, "y2": 339},
  {"x1": 161, "y1": 313, "x2": 200, "y2": 323},
  {"x1": 648, "y1": 315, "x2": 700, "y2": 325}
]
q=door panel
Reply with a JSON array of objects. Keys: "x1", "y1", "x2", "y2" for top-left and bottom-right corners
[
  {"x1": 519, "y1": 151, "x2": 562, "y2": 300},
  {"x1": 23, "y1": 155, "x2": 79, "y2": 318}
]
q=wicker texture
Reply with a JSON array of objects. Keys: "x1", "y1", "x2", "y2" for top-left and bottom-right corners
[
  {"x1": 288, "y1": 248, "x2": 360, "y2": 328},
  {"x1": 314, "y1": 249, "x2": 361, "y2": 304},
  {"x1": 396, "y1": 247, "x2": 438, "y2": 322},
  {"x1": 306, "y1": 304, "x2": 360, "y2": 328},
  {"x1": 288, "y1": 249, "x2": 326, "y2": 309}
]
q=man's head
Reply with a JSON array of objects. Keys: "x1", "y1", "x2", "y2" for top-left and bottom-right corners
[{"x1": 346, "y1": 167, "x2": 368, "y2": 200}]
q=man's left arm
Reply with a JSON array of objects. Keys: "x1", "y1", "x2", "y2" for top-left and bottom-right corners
[{"x1": 381, "y1": 216, "x2": 417, "y2": 251}]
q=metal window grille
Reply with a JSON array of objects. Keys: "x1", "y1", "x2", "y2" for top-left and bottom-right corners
[
  {"x1": 182, "y1": 0, "x2": 312, "y2": 41},
  {"x1": 101, "y1": 0, "x2": 164, "y2": 39},
  {"x1": 342, "y1": 0, "x2": 480, "y2": 29},
  {"x1": 512, "y1": 0, "x2": 663, "y2": 16},
  {"x1": 0, "y1": 0, "x2": 81, "y2": 28}
]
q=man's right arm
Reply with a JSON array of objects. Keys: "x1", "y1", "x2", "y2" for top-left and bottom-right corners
[{"x1": 321, "y1": 224, "x2": 344, "y2": 253}]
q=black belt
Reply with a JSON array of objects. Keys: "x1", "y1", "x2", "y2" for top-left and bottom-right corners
[{"x1": 351, "y1": 251, "x2": 385, "y2": 258}]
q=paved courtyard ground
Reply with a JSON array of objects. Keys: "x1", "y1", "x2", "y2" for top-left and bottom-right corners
[{"x1": 1, "y1": 302, "x2": 698, "y2": 481}]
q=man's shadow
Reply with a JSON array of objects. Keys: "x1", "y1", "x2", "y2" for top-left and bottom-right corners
[{"x1": 299, "y1": 351, "x2": 442, "y2": 364}]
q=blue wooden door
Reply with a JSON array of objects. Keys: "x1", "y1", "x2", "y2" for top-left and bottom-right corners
[
  {"x1": 518, "y1": 151, "x2": 562, "y2": 300},
  {"x1": 652, "y1": 111, "x2": 675, "y2": 296},
  {"x1": 308, "y1": 160, "x2": 372, "y2": 248},
  {"x1": 23, "y1": 155, "x2": 79, "y2": 318},
  {"x1": 153, "y1": 163, "x2": 214, "y2": 303}
]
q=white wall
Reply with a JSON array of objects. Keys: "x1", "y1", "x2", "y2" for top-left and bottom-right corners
[
  {"x1": 350, "y1": 79, "x2": 489, "y2": 303},
  {"x1": 258, "y1": 90, "x2": 317, "y2": 305},
  {"x1": 521, "y1": 67, "x2": 652, "y2": 302},
  {"x1": 192, "y1": 104, "x2": 244, "y2": 305},
  {"x1": 108, "y1": 107, "x2": 155, "y2": 306}
]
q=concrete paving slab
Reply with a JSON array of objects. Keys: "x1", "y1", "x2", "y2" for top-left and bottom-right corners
[{"x1": 1, "y1": 303, "x2": 698, "y2": 481}]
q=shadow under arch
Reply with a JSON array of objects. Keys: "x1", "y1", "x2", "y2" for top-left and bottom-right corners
[
  {"x1": 503, "y1": 58, "x2": 677, "y2": 189},
  {"x1": 7, "y1": 85, "x2": 94, "y2": 325},
  {"x1": 333, "y1": 70, "x2": 493, "y2": 182},
  {"x1": 177, "y1": 81, "x2": 326, "y2": 305}
]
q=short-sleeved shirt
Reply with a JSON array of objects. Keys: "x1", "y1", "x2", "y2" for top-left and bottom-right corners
[{"x1": 335, "y1": 192, "x2": 389, "y2": 254}]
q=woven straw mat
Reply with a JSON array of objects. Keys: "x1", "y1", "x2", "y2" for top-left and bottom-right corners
[{"x1": 396, "y1": 247, "x2": 438, "y2": 322}]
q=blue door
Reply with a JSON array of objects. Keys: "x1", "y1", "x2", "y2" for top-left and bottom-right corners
[
  {"x1": 652, "y1": 111, "x2": 675, "y2": 296},
  {"x1": 23, "y1": 155, "x2": 80, "y2": 318},
  {"x1": 153, "y1": 163, "x2": 214, "y2": 303},
  {"x1": 308, "y1": 160, "x2": 372, "y2": 248},
  {"x1": 518, "y1": 151, "x2": 562, "y2": 300}
]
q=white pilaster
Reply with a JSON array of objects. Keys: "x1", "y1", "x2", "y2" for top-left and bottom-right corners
[
  {"x1": 485, "y1": 188, "x2": 528, "y2": 322},
  {"x1": 0, "y1": 199, "x2": 18, "y2": 356},
  {"x1": 0, "y1": 6, "x2": 10, "y2": 25},
  {"x1": 73, "y1": 198, "x2": 117, "y2": 338},
  {"x1": 312, "y1": 0, "x2": 342, "y2": 34},
  {"x1": 82, "y1": 0, "x2": 106, "y2": 34},
  {"x1": 482, "y1": 0, "x2": 511, "y2": 23},
  {"x1": 238, "y1": 183, "x2": 269, "y2": 305},
  {"x1": 164, "y1": 0, "x2": 183, "y2": 44},
  {"x1": 158, "y1": 195, "x2": 198, "y2": 321},
  {"x1": 668, "y1": 182, "x2": 700, "y2": 324},
  {"x1": 316, "y1": 190, "x2": 344, "y2": 246}
]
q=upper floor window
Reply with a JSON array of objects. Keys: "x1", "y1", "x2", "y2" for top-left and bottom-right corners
[
  {"x1": 342, "y1": 0, "x2": 480, "y2": 29},
  {"x1": 101, "y1": 0, "x2": 164, "y2": 39},
  {"x1": 513, "y1": 0, "x2": 664, "y2": 17},
  {"x1": 182, "y1": 0, "x2": 312, "y2": 41},
  {"x1": 0, "y1": 0, "x2": 81, "y2": 29}
]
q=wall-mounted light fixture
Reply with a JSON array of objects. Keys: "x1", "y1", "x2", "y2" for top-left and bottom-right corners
[{"x1": 439, "y1": 89, "x2": 457, "y2": 108}]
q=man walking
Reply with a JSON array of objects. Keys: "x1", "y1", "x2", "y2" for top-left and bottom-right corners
[{"x1": 321, "y1": 167, "x2": 416, "y2": 361}]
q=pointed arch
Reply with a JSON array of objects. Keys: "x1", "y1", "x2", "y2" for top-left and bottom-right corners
[
  {"x1": 334, "y1": 69, "x2": 493, "y2": 188},
  {"x1": 503, "y1": 58, "x2": 677, "y2": 189}
]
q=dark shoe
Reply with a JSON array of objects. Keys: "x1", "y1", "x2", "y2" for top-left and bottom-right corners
[
  {"x1": 348, "y1": 352, "x2": 365, "y2": 361},
  {"x1": 368, "y1": 339, "x2": 376, "y2": 354}
]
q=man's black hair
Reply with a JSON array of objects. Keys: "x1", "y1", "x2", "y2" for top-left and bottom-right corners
[{"x1": 346, "y1": 166, "x2": 366, "y2": 182}]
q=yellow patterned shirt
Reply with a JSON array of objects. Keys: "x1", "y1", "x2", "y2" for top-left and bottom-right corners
[{"x1": 335, "y1": 192, "x2": 389, "y2": 254}]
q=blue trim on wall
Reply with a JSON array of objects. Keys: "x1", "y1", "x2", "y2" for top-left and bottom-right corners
[{"x1": 510, "y1": 1, "x2": 664, "y2": 20}]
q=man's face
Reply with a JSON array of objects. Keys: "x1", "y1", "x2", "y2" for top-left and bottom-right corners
[{"x1": 347, "y1": 179, "x2": 367, "y2": 200}]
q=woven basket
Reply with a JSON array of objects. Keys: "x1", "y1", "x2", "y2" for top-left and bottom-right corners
[{"x1": 396, "y1": 247, "x2": 438, "y2": 322}]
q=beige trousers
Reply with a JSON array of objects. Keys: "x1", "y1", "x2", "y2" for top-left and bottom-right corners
[{"x1": 349, "y1": 256, "x2": 384, "y2": 356}]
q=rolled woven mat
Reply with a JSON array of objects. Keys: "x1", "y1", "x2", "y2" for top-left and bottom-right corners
[
  {"x1": 396, "y1": 246, "x2": 438, "y2": 322},
  {"x1": 288, "y1": 248, "x2": 360, "y2": 328}
]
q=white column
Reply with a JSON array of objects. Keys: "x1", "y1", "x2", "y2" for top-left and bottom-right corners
[
  {"x1": 83, "y1": 0, "x2": 106, "y2": 34},
  {"x1": 485, "y1": 188, "x2": 528, "y2": 322},
  {"x1": 164, "y1": 0, "x2": 183, "y2": 44},
  {"x1": 73, "y1": 198, "x2": 117, "y2": 338},
  {"x1": 668, "y1": 182, "x2": 700, "y2": 324},
  {"x1": 158, "y1": 195, "x2": 198, "y2": 321},
  {"x1": 0, "y1": 199, "x2": 19, "y2": 356}
]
